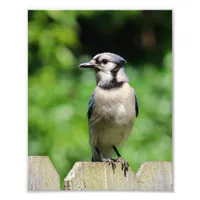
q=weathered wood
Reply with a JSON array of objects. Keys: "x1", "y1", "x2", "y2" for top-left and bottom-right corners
[
  {"x1": 136, "y1": 162, "x2": 173, "y2": 191},
  {"x1": 64, "y1": 161, "x2": 172, "y2": 191},
  {"x1": 28, "y1": 156, "x2": 60, "y2": 190},
  {"x1": 28, "y1": 156, "x2": 172, "y2": 191},
  {"x1": 64, "y1": 162, "x2": 140, "y2": 190}
]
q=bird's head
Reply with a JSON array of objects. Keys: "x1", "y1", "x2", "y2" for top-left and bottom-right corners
[
  {"x1": 79, "y1": 52, "x2": 126, "y2": 72},
  {"x1": 79, "y1": 52, "x2": 129, "y2": 89}
]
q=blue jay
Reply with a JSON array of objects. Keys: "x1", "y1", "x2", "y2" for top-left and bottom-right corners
[{"x1": 79, "y1": 52, "x2": 139, "y2": 175}]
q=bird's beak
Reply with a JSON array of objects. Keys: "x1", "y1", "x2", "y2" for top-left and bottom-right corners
[{"x1": 79, "y1": 60, "x2": 95, "y2": 68}]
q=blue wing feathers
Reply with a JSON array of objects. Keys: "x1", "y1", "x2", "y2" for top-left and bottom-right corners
[
  {"x1": 87, "y1": 93, "x2": 94, "y2": 120},
  {"x1": 134, "y1": 92, "x2": 139, "y2": 117}
]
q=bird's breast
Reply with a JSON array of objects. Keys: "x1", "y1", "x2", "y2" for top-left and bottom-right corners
[
  {"x1": 99, "y1": 103, "x2": 129, "y2": 124},
  {"x1": 91, "y1": 83, "x2": 135, "y2": 125}
]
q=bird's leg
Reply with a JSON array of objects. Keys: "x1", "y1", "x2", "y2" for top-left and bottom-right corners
[
  {"x1": 112, "y1": 145, "x2": 129, "y2": 177},
  {"x1": 94, "y1": 147, "x2": 116, "y2": 172}
]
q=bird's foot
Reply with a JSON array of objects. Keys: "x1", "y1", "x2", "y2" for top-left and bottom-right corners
[
  {"x1": 102, "y1": 157, "x2": 116, "y2": 172},
  {"x1": 116, "y1": 157, "x2": 129, "y2": 177}
]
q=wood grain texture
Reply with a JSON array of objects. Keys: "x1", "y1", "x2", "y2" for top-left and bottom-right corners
[
  {"x1": 28, "y1": 156, "x2": 172, "y2": 191},
  {"x1": 28, "y1": 156, "x2": 60, "y2": 191},
  {"x1": 64, "y1": 162, "x2": 140, "y2": 190},
  {"x1": 136, "y1": 161, "x2": 173, "y2": 191},
  {"x1": 64, "y1": 161, "x2": 173, "y2": 191}
]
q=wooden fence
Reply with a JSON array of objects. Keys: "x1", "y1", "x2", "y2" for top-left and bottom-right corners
[{"x1": 28, "y1": 156, "x2": 173, "y2": 191}]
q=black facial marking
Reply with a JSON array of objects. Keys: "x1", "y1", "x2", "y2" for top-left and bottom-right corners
[
  {"x1": 95, "y1": 56, "x2": 100, "y2": 64},
  {"x1": 99, "y1": 66, "x2": 124, "y2": 90},
  {"x1": 99, "y1": 81, "x2": 124, "y2": 90},
  {"x1": 110, "y1": 66, "x2": 120, "y2": 77},
  {"x1": 95, "y1": 57, "x2": 109, "y2": 65}
]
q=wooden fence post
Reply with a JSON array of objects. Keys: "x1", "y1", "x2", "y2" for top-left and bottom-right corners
[{"x1": 28, "y1": 156, "x2": 60, "y2": 190}]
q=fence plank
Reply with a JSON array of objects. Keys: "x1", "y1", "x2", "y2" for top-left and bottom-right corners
[
  {"x1": 136, "y1": 162, "x2": 173, "y2": 191},
  {"x1": 64, "y1": 162, "x2": 140, "y2": 190},
  {"x1": 64, "y1": 161, "x2": 172, "y2": 191},
  {"x1": 28, "y1": 156, "x2": 60, "y2": 190}
]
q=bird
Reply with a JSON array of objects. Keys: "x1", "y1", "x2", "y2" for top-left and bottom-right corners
[{"x1": 79, "y1": 52, "x2": 139, "y2": 176}]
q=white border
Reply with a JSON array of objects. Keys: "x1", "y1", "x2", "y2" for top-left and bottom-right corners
[{"x1": 1, "y1": 0, "x2": 200, "y2": 199}]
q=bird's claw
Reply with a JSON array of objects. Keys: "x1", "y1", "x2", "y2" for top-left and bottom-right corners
[
  {"x1": 116, "y1": 157, "x2": 129, "y2": 177},
  {"x1": 102, "y1": 157, "x2": 116, "y2": 172},
  {"x1": 101, "y1": 157, "x2": 129, "y2": 177}
]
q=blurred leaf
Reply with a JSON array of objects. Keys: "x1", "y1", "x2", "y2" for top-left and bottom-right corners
[{"x1": 55, "y1": 47, "x2": 76, "y2": 69}]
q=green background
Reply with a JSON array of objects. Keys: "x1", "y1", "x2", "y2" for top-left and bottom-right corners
[{"x1": 28, "y1": 10, "x2": 172, "y2": 188}]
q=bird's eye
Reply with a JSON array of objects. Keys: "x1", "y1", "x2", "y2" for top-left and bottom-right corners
[{"x1": 102, "y1": 59, "x2": 108, "y2": 64}]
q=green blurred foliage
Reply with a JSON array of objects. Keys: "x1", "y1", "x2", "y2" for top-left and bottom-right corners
[{"x1": 28, "y1": 10, "x2": 172, "y2": 189}]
